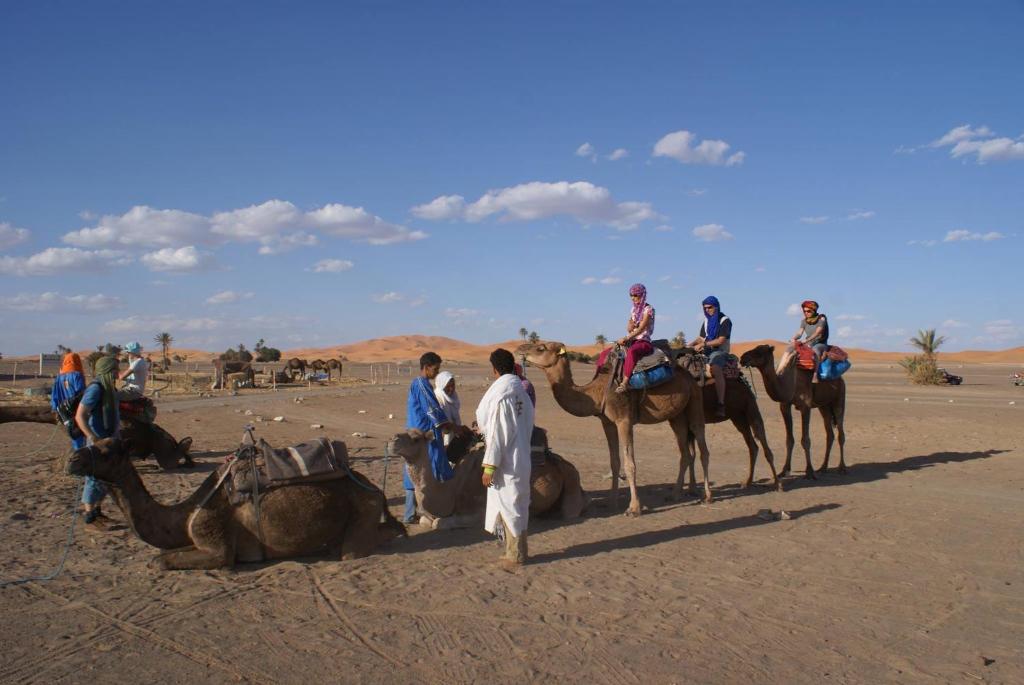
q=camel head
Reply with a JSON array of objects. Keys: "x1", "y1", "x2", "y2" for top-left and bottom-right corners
[
  {"x1": 739, "y1": 344, "x2": 775, "y2": 369},
  {"x1": 516, "y1": 341, "x2": 568, "y2": 370},
  {"x1": 66, "y1": 438, "x2": 131, "y2": 480},
  {"x1": 387, "y1": 429, "x2": 434, "y2": 466}
]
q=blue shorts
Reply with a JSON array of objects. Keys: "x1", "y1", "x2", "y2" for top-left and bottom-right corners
[{"x1": 707, "y1": 349, "x2": 729, "y2": 367}]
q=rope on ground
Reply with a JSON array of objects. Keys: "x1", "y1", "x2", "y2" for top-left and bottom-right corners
[
  {"x1": 0, "y1": 479, "x2": 83, "y2": 588},
  {"x1": 17, "y1": 424, "x2": 63, "y2": 460}
]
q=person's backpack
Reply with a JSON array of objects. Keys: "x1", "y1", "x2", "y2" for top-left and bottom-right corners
[{"x1": 55, "y1": 388, "x2": 86, "y2": 440}]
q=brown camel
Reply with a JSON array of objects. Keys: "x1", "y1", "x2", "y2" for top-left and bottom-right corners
[
  {"x1": 325, "y1": 358, "x2": 343, "y2": 380},
  {"x1": 0, "y1": 404, "x2": 193, "y2": 469},
  {"x1": 388, "y1": 427, "x2": 587, "y2": 528},
  {"x1": 517, "y1": 341, "x2": 710, "y2": 515},
  {"x1": 66, "y1": 438, "x2": 405, "y2": 569},
  {"x1": 212, "y1": 359, "x2": 255, "y2": 390},
  {"x1": 739, "y1": 344, "x2": 847, "y2": 478},
  {"x1": 284, "y1": 357, "x2": 306, "y2": 381},
  {"x1": 309, "y1": 359, "x2": 327, "y2": 374},
  {"x1": 693, "y1": 373, "x2": 783, "y2": 491}
]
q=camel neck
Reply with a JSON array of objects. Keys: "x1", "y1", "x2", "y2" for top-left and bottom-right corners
[
  {"x1": 541, "y1": 358, "x2": 601, "y2": 417},
  {"x1": 753, "y1": 357, "x2": 793, "y2": 403},
  {"x1": 108, "y1": 461, "x2": 218, "y2": 550},
  {"x1": 0, "y1": 406, "x2": 57, "y2": 425}
]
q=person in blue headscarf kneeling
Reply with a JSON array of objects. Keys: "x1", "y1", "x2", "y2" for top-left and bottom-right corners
[{"x1": 693, "y1": 296, "x2": 732, "y2": 418}]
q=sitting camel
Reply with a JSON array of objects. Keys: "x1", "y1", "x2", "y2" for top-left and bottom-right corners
[
  {"x1": 0, "y1": 404, "x2": 193, "y2": 469},
  {"x1": 66, "y1": 438, "x2": 405, "y2": 569},
  {"x1": 517, "y1": 341, "x2": 710, "y2": 515},
  {"x1": 284, "y1": 357, "x2": 306, "y2": 381},
  {"x1": 388, "y1": 427, "x2": 587, "y2": 529},
  {"x1": 739, "y1": 344, "x2": 847, "y2": 478}
]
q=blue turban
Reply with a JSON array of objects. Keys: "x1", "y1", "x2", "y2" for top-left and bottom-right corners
[{"x1": 702, "y1": 296, "x2": 723, "y2": 340}]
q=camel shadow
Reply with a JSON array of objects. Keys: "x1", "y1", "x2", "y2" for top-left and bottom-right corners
[
  {"x1": 776, "y1": 449, "x2": 1010, "y2": 493},
  {"x1": 529, "y1": 503, "x2": 841, "y2": 565}
]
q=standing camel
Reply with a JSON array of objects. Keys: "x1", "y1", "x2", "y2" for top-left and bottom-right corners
[
  {"x1": 739, "y1": 344, "x2": 847, "y2": 478},
  {"x1": 284, "y1": 358, "x2": 306, "y2": 381},
  {"x1": 695, "y1": 374, "x2": 783, "y2": 491},
  {"x1": 326, "y1": 358, "x2": 343, "y2": 380},
  {"x1": 518, "y1": 341, "x2": 710, "y2": 515}
]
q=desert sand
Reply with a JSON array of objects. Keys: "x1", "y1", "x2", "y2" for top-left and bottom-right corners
[{"x1": 1, "y1": 353, "x2": 1022, "y2": 684}]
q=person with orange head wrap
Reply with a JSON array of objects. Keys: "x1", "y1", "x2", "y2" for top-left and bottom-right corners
[
  {"x1": 790, "y1": 300, "x2": 830, "y2": 383},
  {"x1": 51, "y1": 352, "x2": 87, "y2": 449}
]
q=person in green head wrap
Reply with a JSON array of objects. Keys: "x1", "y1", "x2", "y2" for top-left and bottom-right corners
[{"x1": 74, "y1": 354, "x2": 122, "y2": 530}]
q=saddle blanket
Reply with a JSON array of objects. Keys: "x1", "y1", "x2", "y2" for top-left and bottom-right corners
[{"x1": 227, "y1": 437, "x2": 350, "y2": 502}]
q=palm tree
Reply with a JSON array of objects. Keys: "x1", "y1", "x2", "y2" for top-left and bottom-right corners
[
  {"x1": 518, "y1": 327, "x2": 528, "y2": 340},
  {"x1": 154, "y1": 332, "x2": 174, "y2": 368},
  {"x1": 595, "y1": 334, "x2": 607, "y2": 346},
  {"x1": 910, "y1": 329, "x2": 946, "y2": 360},
  {"x1": 528, "y1": 331, "x2": 540, "y2": 344},
  {"x1": 672, "y1": 331, "x2": 687, "y2": 348}
]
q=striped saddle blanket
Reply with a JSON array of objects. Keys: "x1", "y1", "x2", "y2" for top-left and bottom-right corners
[{"x1": 227, "y1": 437, "x2": 350, "y2": 501}]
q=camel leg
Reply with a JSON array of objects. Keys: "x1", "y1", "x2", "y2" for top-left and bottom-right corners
[
  {"x1": 750, "y1": 412, "x2": 782, "y2": 491},
  {"x1": 732, "y1": 418, "x2": 759, "y2": 488},
  {"x1": 677, "y1": 401, "x2": 711, "y2": 504},
  {"x1": 671, "y1": 426, "x2": 695, "y2": 501},
  {"x1": 600, "y1": 417, "x2": 621, "y2": 511},
  {"x1": 154, "y1": 545, "x2": 233, "y2": 571},
  {"x1": 617, "y1": 421, "x2": 641, "y2": 516},
  {"x1": 800, "y1": 408, "x2": 816, "y2": 480},
  {"x1": 687, "y1": 432, "x2": 697, "y2": 495},
  {"x1": 340, "y1": 483, "x2": 392, "y2": 559},
  {"x1": 835, "y1": 401, "x2": 847, "y2": 474},
  {"x1": 818, "y1": 407, "x2": 835, "y2": 473},
  {"x1": 778, "y1": 401, "x2": 794, "y2": 475}
]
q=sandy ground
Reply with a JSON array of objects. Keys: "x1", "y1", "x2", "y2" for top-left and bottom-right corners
[{"x1": 0, "y1": 362, "x2": 1022, "y2": 684}]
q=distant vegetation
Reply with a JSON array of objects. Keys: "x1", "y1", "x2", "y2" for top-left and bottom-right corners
[{"x1": 900, "y1": 328, "x2": 946, "y2": 384}]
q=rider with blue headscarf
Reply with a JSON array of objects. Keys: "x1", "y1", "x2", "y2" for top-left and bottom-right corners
[{"x1": 693, "y1": 296, "x2": 732, "y2": 417}]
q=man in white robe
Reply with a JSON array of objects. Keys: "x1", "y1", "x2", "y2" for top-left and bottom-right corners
[{"x1": 476, "y1": 348, "x2": 535, "y2": 567}]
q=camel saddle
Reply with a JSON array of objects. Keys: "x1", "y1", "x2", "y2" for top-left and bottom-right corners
[
  {"x1": 225, "y1": 437, "x2": 351, "y2": 504},
  {"x1": 120, "y1": 397, "x2": 157, "y2": 423}
]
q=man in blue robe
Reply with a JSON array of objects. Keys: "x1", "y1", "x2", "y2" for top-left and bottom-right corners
[{"x1": 402, "y1": 351, "x2": 453, "y2": 522}]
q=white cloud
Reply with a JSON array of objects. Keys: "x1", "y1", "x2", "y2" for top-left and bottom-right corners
[
  {"x1": 846, "y1": 210, "x2": 875, "y2": 220},
  {"x1": 444, "y1": 307, "x2": 479, "y2": 319},
  {"x1": 835, "y1": 314, "x2": 867, "y2": 321},
  {"x1": 140, "y1": 246, "x2": 214, "y2": 272},
  {"x1": 786, "y1": 303, "x2": 802, "y2": 317},
  {"x1": 0, "y1": 247, "x2": 131, "y2": 276},
  {"x1": 410, "y1": 195, "x2": 466, "y2": 221},
  {"x1": 653, "y1": 130, "x2": 745, "y2": 166},
  {"x1": 692, "y1": 223, "x2": 734, "y2": 242},
  {"x1": 942, "y1": 319, "x2": 967, "y2": 329},
  {"x1": 607, "y1": 148, "x2": 629, "y2": 161},
  {"x1": 930, "y1": 124, "x2": 994, "y2": 148},
  {"x1": 372, "y1": 291, "x2": 404, "y2": 304},
  {"x1": 0, "y1": 292, "x2": 121, "y2": 312},
  {"x1": 307, "y1": 204, "x2": 427, "y2": 244},
  {"x1": 0, "y1": 222, "x2": 30, "y2": 249},
  {"x1": 686, "y1": 188, "x2": 708, "y2": 197},
  {"x1": 800, "y1": 216, "x2": 829, "y2": 224},
  {"x1": 206, "y1": 290, "x2": 253, "y2": 305},
  {"x1": 64, "y1": 206, "x2": 211, "y2": 249},
  {"x1": 654, "y1": 224, "x2": 673, "y2": 232},
  {"x1": 582, "y1": 275, "x2": 622, "y2": 285},
  {"x1": 930, "y1": 124, "x2": 1024, "y2": 163},
  {"x1": 575, "y1": 142, "x2": 597, "y2": 162},
  {"x1": 980, "y1": 319, "x2": 1021, "y2": 343},
  {"x1": 105, "y1": 314, "x2": 224, "y2": 335},
  {"x1": 62, "y1": 200, "x2": 421, "y2": 254},
  {"x1": 311, "y1": 258, "x2": 354, "y2": 273},
  {"x1": 657, "y1": 275, "x2": 672, "y2": 282},
  {"x1": 416, "y1": 181, "x2": 659, "y2": 230},
  {"x1": 943, "y1": 229, "x2": 1004, "y2": 242}
]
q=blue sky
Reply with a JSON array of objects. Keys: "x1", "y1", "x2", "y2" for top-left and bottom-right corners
[{"x1": 1, "y1": 1, "x2": 1022, "y2": 355}]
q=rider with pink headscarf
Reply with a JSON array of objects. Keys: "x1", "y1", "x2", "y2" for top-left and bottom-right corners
[{"x1": 596, "y1": 283, "x2": 656, "y2": 393}]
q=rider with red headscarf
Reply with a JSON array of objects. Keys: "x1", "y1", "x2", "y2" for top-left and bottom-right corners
[{"x1": 790, "y1": 300, "x2": 829, "y2": 382}]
